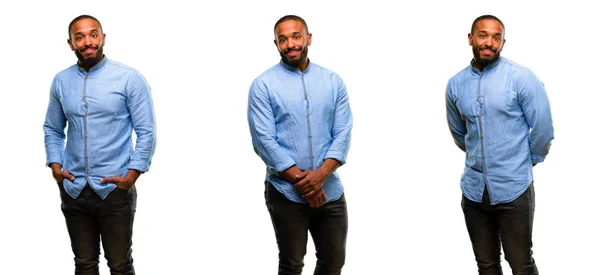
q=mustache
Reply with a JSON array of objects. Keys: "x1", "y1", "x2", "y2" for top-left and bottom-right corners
[
  {"x1": 479, "y1": 46, "x2": 497, "y2": 53},
  {"x1": 79, "y1": 45, "x2": 99, "y2": 52}
]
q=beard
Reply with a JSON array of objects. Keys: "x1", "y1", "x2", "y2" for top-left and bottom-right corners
[
  {"x1": 75, "y1": 45, "x2": 104, "y2": 69},
  {"x1": 279, "y1": 43, "x2": 309, "y2": 67},
  {"x1": 472, "y1": 45, "x2": 500, "y2": 68}
]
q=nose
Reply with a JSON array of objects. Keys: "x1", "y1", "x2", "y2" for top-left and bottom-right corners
[
  {"x1": 483, "y1": 37, "x2": 493, "y2": 47},
  {"x1": 285, "y1": 38, "x2": 295, "y2": 50},
  {"x1": 83, "y1": 36, "x2": 94, "y2": 47}
]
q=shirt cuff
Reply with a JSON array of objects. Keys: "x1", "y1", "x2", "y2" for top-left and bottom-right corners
[
  {"x1": 275, "y1": 158, "x2": 296, "y2": 173},
  {"x1": 46, "y1": 156, "x2": 63, "y2": 167},
  {"x1": 324, "y1": 151, "x2": 346, "y2": 165},
  {"x1": 128, "y1": 161, "x2": 150, "y2": 173}
]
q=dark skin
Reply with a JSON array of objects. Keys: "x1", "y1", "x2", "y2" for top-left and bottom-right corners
[
  {"x1": 101, "y1": 169, "x2": 142, "y2": 190},
  {"x1": 51, "y1": 18, "x2": 142, "y2": 190},
  {"x1": 468, "y1": 20, "x2": 538, "y2": 168},
  {"x1": 274, "y1": 20, "x2": 342, "y2": 207},
  {"x1": 51, "y1": 162, "x2": 141, "y2": 190},
  {"x1": 68, "y1": 18, "x2": 106, "y2": 72},
  {"x1": 280, "y1": 159, "x2": 341, "y2": 208},
  {"x1": 468, "y1": 19, "x2": 505, "y2": 72},
  {"x1": 274, "y1": 19, "x2": 312, "y2": 73}
]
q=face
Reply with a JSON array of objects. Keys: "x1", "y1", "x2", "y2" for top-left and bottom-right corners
[
  {"x1": 274, "y1": 20, "x2": 312, "y2": 67},
  {"x1": 468, "y1": 19, "x2": 505, "y2": 67},
  {"x1": 68, "y1": 18, "x2": 105, "y2": 68}
]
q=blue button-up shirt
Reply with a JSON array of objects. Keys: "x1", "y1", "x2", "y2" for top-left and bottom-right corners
[
  {"x1": 44, "y1": 56, "x2": 156, "y2": 200},
  {"x1": 248, "y1": 60, "x2": 352, "y2": 204},
  {"x1": 446, "y1": 57, "x2": 554, "y2": 205}
]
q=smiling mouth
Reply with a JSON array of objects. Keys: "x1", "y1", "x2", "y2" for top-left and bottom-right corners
[
  {"x1": 286, "y1": 50, "x2": 299, "y2": 57},
  {"x1": 480, "y1": 49, "x2": 494, "y2": 55},
  {"x1": 83, "y1": 48, "x2": 97, "y2": 55}
]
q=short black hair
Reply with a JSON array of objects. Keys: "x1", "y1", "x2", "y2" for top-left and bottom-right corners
[
  {"x1": 471, "y1": 15, "x2": 504, "y2": 34},
  {"x1": 274, "y1": 15, "x2": 309, "y2": 34},
  {"x1": 68, "y1": 15, "x2": 103, "y2": 39}
]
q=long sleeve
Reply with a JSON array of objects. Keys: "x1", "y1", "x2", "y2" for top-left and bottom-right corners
[
  {"x1": 43, "y1": 78, "x2": 67, "y2": 166},
  {"x1": 324, "y1": 75, "x2": 352, "y2": 164},
  {"x1": 518, "y1": 70, "x2": 554, "y2": 163},
  {"x1": 126, "y1": 72, "x2": 156, "y2": 172},
  {"x1": 248, "y1": 79, "x2": 296, "y2": 173},
  {"x1": 446, "y1": 82, "x2": 467, "y2": 152}
]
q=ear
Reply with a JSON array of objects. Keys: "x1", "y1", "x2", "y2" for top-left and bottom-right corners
[
  {"x1": 67, "y1": 39, "x2": 75, "y2": 51},
  {"x1": 307, "y1": 33, "x2": 312, "y2": 46},
  {"x1": 467, "y1": 33, "x2": 473, "y2": 46},
  {"x1": 102, "y1": 33, "x2": 106, "y2": 46}
]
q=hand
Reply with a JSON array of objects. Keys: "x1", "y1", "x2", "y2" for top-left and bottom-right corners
[
  {"x1": 50, "y1": 163, "x2": 74, "y2": 183},
  {"x1": 279, "y1": 165, "x2": 306, "y2": 184},
  {"x1": 306, "y1": 188, "x2": 326, "y2": 208},
  {"x1": 101, "y1": 169, "x2": 141, "y2": 190},
  {"x1": 294, "y1": 169, "x2": 327, "y2": 198}
]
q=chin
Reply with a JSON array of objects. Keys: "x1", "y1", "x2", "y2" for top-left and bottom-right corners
[{"x1": 284, "y1": 58, "x2": 300, "y2": 65}]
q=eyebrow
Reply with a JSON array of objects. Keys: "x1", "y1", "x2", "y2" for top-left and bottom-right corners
[
  {"x1": 73, "y1": 29, "x2": 100, "y2": 36},
  {"x1": 278, "y1": 32, "x2": 302, "y2": 38},
  {"x1": 477, "y1": 30, "x2": 502, "y2": 36}
]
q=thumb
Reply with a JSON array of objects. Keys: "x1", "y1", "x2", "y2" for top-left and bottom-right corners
[
  {"x1": 61, "y1": 171, "x2": 75, "y2": 181},
  {"x1": 101, "y1": 177, "x2": 118, "y2": 184},
  {"x1": 295, "y1": 170, "x2": 309, "y2": 178}
]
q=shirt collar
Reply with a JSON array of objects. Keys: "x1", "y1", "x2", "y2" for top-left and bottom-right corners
[
  {"x1": 279, "y1": 58, "x2": 311, "y2": 74},
  {"x1": 471, "y1": 56, "x2": 503, "y2": 74}
]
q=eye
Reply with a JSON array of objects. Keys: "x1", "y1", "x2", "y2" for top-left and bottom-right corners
[
  {"x1": 76, "y1": 36, "x2": 83, "y2": 40},
  {"x1": 91, "y1": 33, "x2": 97, "y2": 38},
  {"x1": 493, "y1": 36, "x2": 501, "y2": 42},
  {"x1": 279, "y1": 38, "x2": 286, "y2": 43},
  {"x1": 479, "y1": 34, "x2": 486, "y2": 39},
  {"x1": 294, "y1": 35, "x2": 300, "y2": 40}
]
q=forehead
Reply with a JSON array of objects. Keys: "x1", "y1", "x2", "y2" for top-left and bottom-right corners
[
  {"x1": 474, "y1": 19, "x2": 504, "y2": 34},
  {"x1": 71, "y1": 18, "x2": 102, "y2": 35},
  {"x1": 275, "y1": 20, "x2": 306, "y2": 36}
]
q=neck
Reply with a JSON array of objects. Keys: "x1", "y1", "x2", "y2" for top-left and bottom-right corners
[
  {"x1": 297, "y1": 59, "x2": 309, "y2": 72},
  {"x1": 472, "y1": 61, "x2": 486, "y2": 72}
]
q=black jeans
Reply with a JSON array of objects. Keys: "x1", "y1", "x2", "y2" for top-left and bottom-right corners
[
  {"x1": 58, "y1": 183, "x2": 137, "y2": 275},
  {"x1": 265, "y1": 182, "x2": 348, "y2": 275},
  {"x1": 462, "y1": 183, "x2": 538, "y2": 275}
]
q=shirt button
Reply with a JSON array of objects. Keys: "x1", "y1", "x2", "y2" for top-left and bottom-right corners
[
  {"x1": 480, "y1": 135, "x2": 484, "y2": 139},
  {"x1": 85, "y1": 155, "x2": 88, "y2": 159},
  {"x1": 307, "y1": 114, "x2": 310, "y2": 118},
  {"x1": 309, "y1": 134, "x2": 312, "y2": 138},
  {"x1": 85, "y1": 135, "x2": 88, "y2": 138},
  {"x1": 84, "y1": 114, "x2": 88, "y2": 118},
  {"x1": 83, "y1": 96, "x2": 87, "y2": 99},
  {"x1": 482, "y1": 155, "x2": 486, "y2": 159},
  {"x1": 311, "y1": 154, "x2": 314, "y2": 158},
  {"x1": 479, "y1": 114, "x2": 483, "y2": 118}
]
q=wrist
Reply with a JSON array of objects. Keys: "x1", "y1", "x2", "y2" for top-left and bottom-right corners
[
  {"x1": 126, "y1": 169, "x2": 141, "y2": 181},
  {"x1": 318, "y1": 161, "x2": 338, "y2": 177},
  {"x1": 50, "y1": 162, "x2": 62, "y2": 171}
]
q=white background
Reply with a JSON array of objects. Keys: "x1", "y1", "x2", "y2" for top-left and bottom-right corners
[{"x1": 0, "y1": 0, "x2": 598, "y2": 274}]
